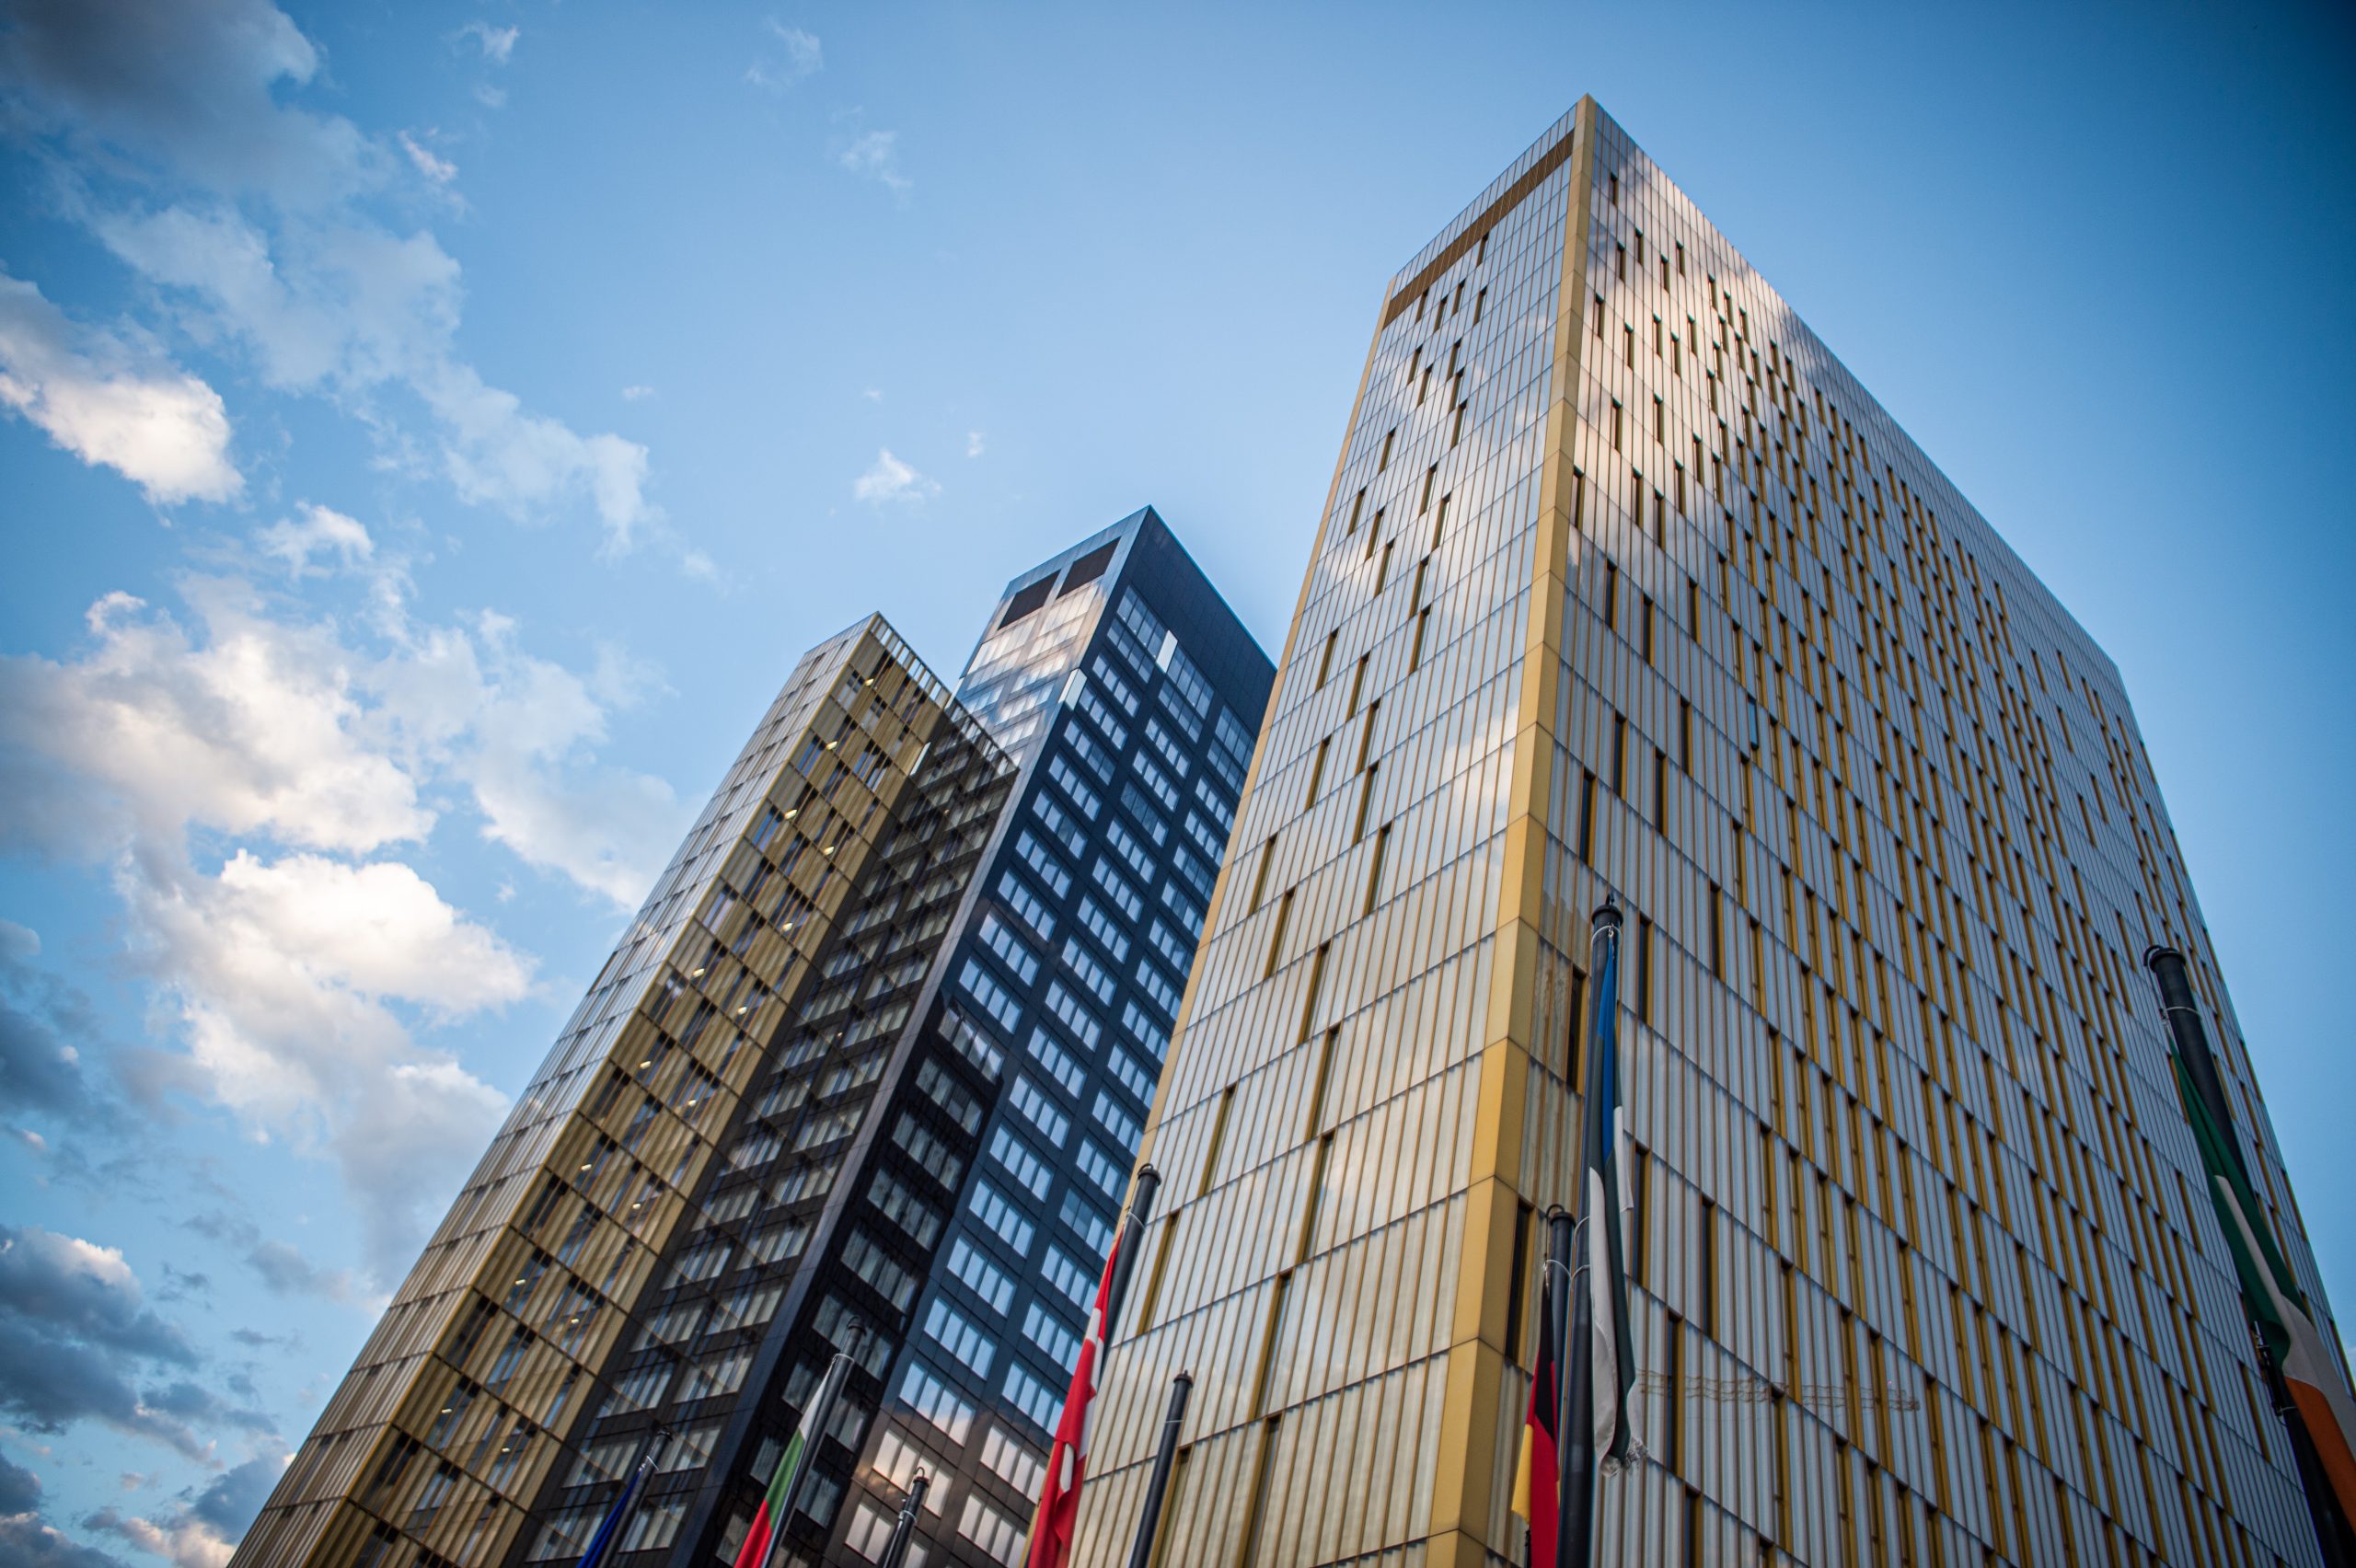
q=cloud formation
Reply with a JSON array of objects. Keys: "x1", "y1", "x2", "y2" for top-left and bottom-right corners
[
  {"x1": 747, "y1": 20, "x2": 821, "y2": 92},
  {"x1": 853, "y1": 447, "x2": 938, "y2": 505},
  {"x1": 0, "y1": 1224, "x2": 256, "y2": 1463},
  {"x1": 834, "y1": 128, "x2": 910, "y2": 196},
  {"x1": 0, "y1": 529, "x2": 689, "y2": 1273},
  {"x1": 0, "y1": 922, "x2": 110, "y2": 1126},
  {"x1": 87, "y1": 1450, "x2": 282, "y2": 1568},
  {"x1": 454, "y1": 21, "x2": 518, "y2": 65},
  {"x1": 2, "y1": 0, "x2": 677, "y2": 556},
  {"x1": 0, "y1": 272, "x2": 241, "y2": 506}
]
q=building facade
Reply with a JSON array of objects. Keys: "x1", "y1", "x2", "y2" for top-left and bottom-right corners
[
  {"x1": 1068, "y1": 99, "x2": 2347, "y2": 1568},
  {"x1": 235, "y1": 509, "x2": 1271, "y2": 1568}
]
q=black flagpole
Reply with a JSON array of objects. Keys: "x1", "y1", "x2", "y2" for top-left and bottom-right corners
[
  {"x1": 1544, "y1": 1205, "x2": 1576, "y2": 1568},
  {"x1": 1123, "y1": 1371, "x2": 1192, "y2": 1568},
  {"x1": 1103, "y1": 1164, "x2": 1161, "y2": 1343},
  {"x1": 1561, "y1": 900, "x2": 1622, "y2": 1568},
  {"x1": 876, "y1": 1470, "x2": 930, "y2": 1568}
]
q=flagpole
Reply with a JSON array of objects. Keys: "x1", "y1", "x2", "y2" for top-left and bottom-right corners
[
  {"x1": 1563, "y1": 898, "x2": 1623, "y2": 1568},
  {"x1": 1123, "y1": 1371, "x2": 1192, "y2": 1568},
  {"x1": 752, "y1": 1320, "x2": 865, "y2": 1568},
  {"x1": 876, "y1": 1470, "x2": 930, "y2": 1568},
  {"x1": 1545, "y1": 1205, "x2": 1576, "y2": 1568},
  {"x1": 2146, "y1": 947, "x2": 2356, "y2": 1567},
  {"x1": 1022, "y1": 1166, "x2": 1164, "y2": 1568},
  {"x1": 1103, "y1": 1165, "x2": 1161, "y2": 1343},
  {"x1": 573, "y1": 1424, "x2": 670, "y2": 1568}
]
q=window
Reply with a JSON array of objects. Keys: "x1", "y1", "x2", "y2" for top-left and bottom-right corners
[
  {"x1": 1014, "y1": 831, "x2": 1071, "y2": 896},
  {"x1": 1090, "y1": 859, "x2": 1143, "y2": 921},
  {"x1": 1090, "y1": 655, "x2": 1138, "y2": 715},
  {"x1": 1076, "y1": 1138, "x2": 1124, "y2": 1198},
  {"x1": 1010, "y1": 1075, "x2": 1069, "y2": 1146},
  {"x1": 1131, "y1": 753, "x2": 1181, "y2": 812},
  {"x1": 846, "y1": 1503, "x2": 895, "y2": 1562},
  {"x1": 1103, "y1": 817, "x2": 1157, "y2": 880},
  {"x1": 1025, "y1": 1028, "x2": 1083, "y2": 1097},
  {"x1": 1107, "y1": 1045, "x2": 1154, "y2": 1106},
  {"x1": 1135, "y1": 961, "x2": 1182, "y2": 1018},
  {"x1": 1118, "y1": 782, "x2": 1169, "y2": 846},
  {"x1": 959, "y1": 1493, "x2": 1024, "y2": 1568},
  {"x1": 998, "y1": 873, "x2": 1055, "y2": 940},
  {"x1": 958, "y1": 960, "x2": 1022, "y2": 1033},
  {"x1": 1076, "y1": 896, "x2": 1131, "y2": 960},
  {"x1": 977, "y1": 914, "x2": 1039, "y2": 985},
  {"x1": 1041, "y1": 1246, "x2": 1094, "y2": 1309},
  {"x1": 1060, "y1": 1188, "x2": 1114, "y2": 1256},
  {"x1": 981, "y1": 1428, "x2": 1043, "y2": 1494},
  {"x1": 970, "y1": 1179, "x2": 1036, "y2": 1253},
  {"x1": 1048, "y1": 752, "x2": 1104, "y2": 816},
  {"x1": 1004, "y1": 1364, "x2": 1060, "y2": 1435},
  {"x1": 1023, "y1": 1300, "x2": 1081, "y2": 1369},
  {"x1": 1062, "y1": 940, "x2": 1116, "y2": 1004},
  {"x1": 902, "y1": 1361, "x2": 976, "y2": 1444},
  {"x1": 1045, "y1": 981, "x2": 1102, "y2": 1048},
  {"x1": 947, "y1": 1239, "x2": 1014, "y2": 1313},
  {"x1": 991, "y1": 1124, "x2": 1052, "y2": 1196},
  {"x1": 1033, "y1": 793, "x2": 1088, "y2": 855},
  {"x1": 1093, "y1": 1091, "x2": 1141, "y2": 1147}
]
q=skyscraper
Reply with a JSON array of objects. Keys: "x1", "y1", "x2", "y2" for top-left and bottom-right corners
[
  {"x1": 1067, "y1": 99, "x2": 2348, "y2": 1568},
  {"x1": 232, "y1": 508, "x2": 1271, "y2": 1568}
]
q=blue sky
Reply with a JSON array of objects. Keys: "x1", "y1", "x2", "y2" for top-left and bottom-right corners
[{"x1": 1, "y1": 2, "x2": 2350, "y2": 1561}]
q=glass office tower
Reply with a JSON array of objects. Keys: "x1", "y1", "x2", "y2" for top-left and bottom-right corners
[
  {"x1": 1068, "y1": 100, "x2": 2347, "y2": 1568},
  {"x1": 234, "y1": 509, "x2": 1271, "y2": 1568}
]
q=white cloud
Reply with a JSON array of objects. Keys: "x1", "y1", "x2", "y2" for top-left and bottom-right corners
[
  {"x1": 853, "y1": 447, "x2": 938, "y2": 505},
  {"x1": 254, "y1": 502, "x2": 373, "y2": 577},
  {"x1": 0, "y1": 559, "x2": 689, "y2": 1272},
  {"x1": 95, "y1": 204, "x2": 666, "y2": 553},
  {"x1": 619, "y1": 384, "x2": 655, "y2": 401},
  {"x1": 0, "y1": 0, "x2": 373, "y2": 206},
  {"x1": 92, "y1": 1507, "x2": 233, "y2": 1568},
  {"x1": 747, "y1": 20, "x2": 821, "y2": 91},
  {"x1": 455, "y1": 21, "x2": 519, "y2": 65},
  {"x1": 0, "y1": 582, "x2": 429, "y2": 858},
  {"x1": 398, "y1": 131, "x2": 457, "y2": 188},
  {"x1": 6, "y1": 2, "x2": 683, "y2": 559},
  {"x1": 835, "y1": 129, "x2": 910, "y2": 195},
  {"x1": 0, "y1": 271, "x2": 240, "y2": 506},
  {"x1": 965, "y1": 431, "x2": 985, "y2": 457},
  {"x1": 126, "y1": 850, "x2": 524, "y2": 1274}
]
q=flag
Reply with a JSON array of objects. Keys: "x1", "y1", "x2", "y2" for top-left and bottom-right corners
[
  {"x1": 733, "y1": 1422, "x2": 811, "y2": 1568},
  {"x1": 1509, "y1": 1250, "x2": 1561, "y2": 1565},
  {"x1": 2168, "y1": 1052, "x2": 2356, "y2": 1518},
  {"x1": 1579, "y1": 917, "x2": 1638, "y2": 1465},
  {"x1": 733, "y1": 1351, "x2": 851, "y2": 1568},
  {"x1": 574, "y1": 1435, "x2": 659, "y2": 1568},
  {"x1": 1027, "y1": 1227, "x2": 1126, "y2": 1568}
]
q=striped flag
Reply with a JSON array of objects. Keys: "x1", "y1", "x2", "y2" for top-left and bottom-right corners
[
  {"x1": 1027, "y1": 1225, "x2": 1126, "y2": 1568},
  {"x1": 733, "y1": 1346, "x2": 853, "y2": 1568},
  {"x1": 573, "y1": 1432, "x2": 662, "y2": 1568},
  {"x1": 2168, "y1": 1051, "x2": 2356, "y2": 1518},
  {"x1": 1508, "y1": 1247, "x2": 1562, "y2": 1564},
  {"x1": 1579, "y1": 914, "x2": 1638, "y2": 1466}
]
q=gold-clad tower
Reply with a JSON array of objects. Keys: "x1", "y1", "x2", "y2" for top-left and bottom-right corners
[{"x1": 1071, "y1": 98, "x2": 2345, "y2": 1568}]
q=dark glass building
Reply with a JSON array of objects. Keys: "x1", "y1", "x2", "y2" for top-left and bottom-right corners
[{"x1": 514, "y1": 506, "x2": 1275, "y2": 1568}]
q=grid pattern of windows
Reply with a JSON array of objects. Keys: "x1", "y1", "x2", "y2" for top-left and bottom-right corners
[{"x1": 1066, "y1": 98, "x2": 2344, "y2": 1568}]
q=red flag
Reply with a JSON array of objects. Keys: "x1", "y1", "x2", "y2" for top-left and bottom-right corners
[
  {"x1": 1509, "y1": 1255, "x2": 1561, "y2": 1565},
  {"x1": 1027, "y1": 1228, "x2": 1125, "y2": 1568}
]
